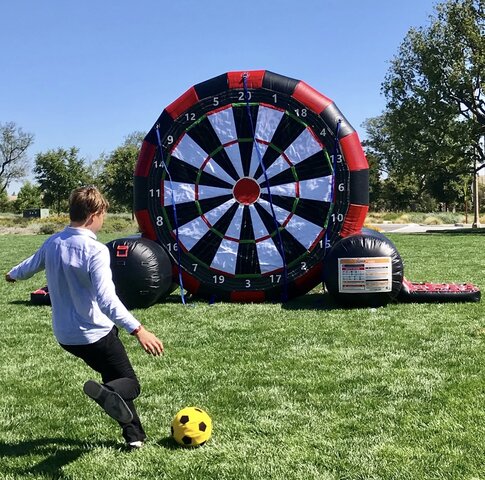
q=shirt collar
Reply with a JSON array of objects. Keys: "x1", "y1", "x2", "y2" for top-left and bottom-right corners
[{"x1": 65, "y1": 226, "x2": 97, "y2": 240}]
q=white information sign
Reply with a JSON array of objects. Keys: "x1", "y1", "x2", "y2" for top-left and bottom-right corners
[{"x1": 338, "y1": 257, "x2": 392, "y2": 293}]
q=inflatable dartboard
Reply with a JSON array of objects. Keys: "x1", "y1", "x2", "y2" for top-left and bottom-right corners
[{"x1": 134, "y1": 70, "x2": 369, "y2": 302}]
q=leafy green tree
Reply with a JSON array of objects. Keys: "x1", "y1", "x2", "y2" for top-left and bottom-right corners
[
  {"x1": 363, "y1": 115, "x2": 429, "y2": 210},
  {"x1": 366, "y1": 0, "x2": 484, "y2": 210},
  {"x1": 0, "y1": 190, "x2": 11, "y2": 212},
  {"x1": 13, "y1": 181, "x2": 43, "y2": 213},
  {"x1": 99, "y1": 132, "x2": 145, "y2": 214},
  {"x1": 34, "y1": 147, "x2": 91, "y2": 214},
  {"x1": 0, "y1": 122, "x2": 34, "y2": 194},
  {"x1": 362, "y1": 148, "x2": 385, "y2": 211},
  {"x1": 382, "y1": 0, "x2": 485, "y2": 180},
  {"x1": 122, "y1": 131, "x2": 144, "y2": 149},
  {"x1": 86, "y1": 156, "x2": 106, "y2": 189}
]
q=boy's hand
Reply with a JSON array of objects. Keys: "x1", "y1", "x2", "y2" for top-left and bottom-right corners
[
  {"x1": 5, "y1": 274, "x2": 15, "y2": 283},
  {"x1": 134, "y1": 326, "x2": 164, "y2": 356}
]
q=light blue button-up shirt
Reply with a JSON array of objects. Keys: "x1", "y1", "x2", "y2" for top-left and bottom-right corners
[{"x1": 8, "y1": 226, "x2": 140, "y2": 345}]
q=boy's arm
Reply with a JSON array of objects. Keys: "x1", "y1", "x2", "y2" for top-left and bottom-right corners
[
  {"x1": 90, "y1": 247, "x2": 164, "y2": 356},
  {"x1": 6, "y1": 248, "x2": 46, "y2": 281},
  {"x1": 131, "y1": 325, "x2": 165, "y2": 356}
]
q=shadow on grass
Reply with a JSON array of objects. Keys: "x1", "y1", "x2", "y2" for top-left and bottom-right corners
[
  {"x1": 9, "y1": 300, "x2": 50, "y2": 307},
  {"x1": 420, "y1": 228, "x2": 485, "y2": 235},
  {"x1": 155, "y1": 436, "x2": 211, "y2": 450},
  {"x1": 282, "y1": 292, "x2": 343, "y2": 311},
  {"x1": 282, "y1": 292, "x2": 401, "y2": 311},
  {"x1": 0, "y1": 437, "x2": 118, "y2": 477},
  {"x1": 156, "y1": 435, "x2": 182, "y2": 450}
]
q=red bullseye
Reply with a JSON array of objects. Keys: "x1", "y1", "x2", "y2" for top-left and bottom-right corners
[{"x1": 233, "y1": 177, "x2": 261, "y2": 205}]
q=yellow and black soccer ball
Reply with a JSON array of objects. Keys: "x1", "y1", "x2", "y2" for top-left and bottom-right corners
[{"x1": 171, "y1": 407, "x2": 212, "y2": 447}]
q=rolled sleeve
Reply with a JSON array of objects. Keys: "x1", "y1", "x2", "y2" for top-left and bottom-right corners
[{"x1": 8, "y1": 248, "x2": 46, "y2": 280}]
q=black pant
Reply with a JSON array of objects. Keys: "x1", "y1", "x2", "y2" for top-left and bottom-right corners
[{"x1": 60, "y1": 326, "x2": 146, "y2": 443}]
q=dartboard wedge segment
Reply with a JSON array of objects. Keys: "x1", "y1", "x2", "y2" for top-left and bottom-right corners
[{"x1": 134, "y1": 70, "x2": 368, "y2": 302}]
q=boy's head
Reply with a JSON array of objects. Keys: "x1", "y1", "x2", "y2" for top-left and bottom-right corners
[{"x1": 69, "y1": 186, "x2": 109, "y2": 223}]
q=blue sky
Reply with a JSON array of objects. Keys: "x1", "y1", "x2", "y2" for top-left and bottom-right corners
[{"x1": 1, "y1": 0, "x2": 438, "y2": 194}]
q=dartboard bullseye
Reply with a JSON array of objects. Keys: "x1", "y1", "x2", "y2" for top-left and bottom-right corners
[
  {"x1": 233, "y1": 177, "x2": 260, "y2": 205},
  {"x1": 134, "y1": 70, "x2": 369, "y2": 302}
]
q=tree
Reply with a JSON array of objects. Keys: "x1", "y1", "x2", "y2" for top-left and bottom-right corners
[
  {"x1": 100, "y1": 132, "x2": 145, "y2": 214},
  {"x1": 361, "y1": 146, "x2": 386, "y2": 211},
  {"x1": 0, "y1": 122, "x2": 34, "y2": 194},
  {"x1": 0, "y1": 190, "x2": 10, "y2": 213},
  {"x1": 122, "y1": 131, "x2": 144, "y2": 149},
  {"x1": 363, "y1": 115, "x2": 431, "y2": 210},
  {"x1": 383, "y1": 0, "x2": 483, "y2": 159},
  {"x1": 13, "y1": 181, "x2": 43, "y2": 213},
  {"x1": 364, "y1": 112, "x2": 475, "y2": 211},
  {"x1": 367, "y1": 0, "x2": 484, "y2": 211},
  {"x1": 34, "y1": 147, "x2": 91, "y2": 214}
]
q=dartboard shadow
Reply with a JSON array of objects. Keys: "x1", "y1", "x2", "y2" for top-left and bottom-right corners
[{"x1": 282, "y1": 292, "x2": 343, "y2": 311}]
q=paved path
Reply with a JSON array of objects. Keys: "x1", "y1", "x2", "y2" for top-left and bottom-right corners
[{"x1": 369, "y1": 223, "x2": 476, "y2": 234}]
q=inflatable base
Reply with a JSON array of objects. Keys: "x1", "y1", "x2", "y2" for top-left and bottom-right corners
[
  {"x1": 30, "y1": 286, "x2": 51, "y2": 305},
  {"x1": 397, "y1": 278, "x2": 481, "y2": 303}
]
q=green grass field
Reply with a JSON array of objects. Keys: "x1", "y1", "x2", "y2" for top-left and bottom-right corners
[{"x1": 1, "y1": 232, "x2": 485, "y2": 479}]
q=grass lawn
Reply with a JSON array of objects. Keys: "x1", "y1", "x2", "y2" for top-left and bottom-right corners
[{"x1": 0, "y1": 232, "x2": 485, "y2": 479}]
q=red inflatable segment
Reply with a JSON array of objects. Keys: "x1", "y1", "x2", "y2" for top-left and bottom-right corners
[
  {"x1": 230, "y1": 290, "x2": 266, "y2": 302},
  {"x1": 340, "y1": 205, "x2": 369, "y2": 237},
  {"x1": 165, "y1": 86, "x2": 199, "y2": 120},
  {"x1": 292, "y1": 81, "x2": 333, "y2": 114},
  {"x1": 135, "y1": 141, "x2": 156, "y2": 177},
  {"x1": 227, "y1": 70, "x2": 265, "y2": 89},
  {"x1": 340, "y1": 132, "x2": 368, "y2": 171}
]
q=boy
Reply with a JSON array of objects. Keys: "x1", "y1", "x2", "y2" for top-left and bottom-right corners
[{"x1": 5, "y1": 186, "x2": 164, "y2": 449}]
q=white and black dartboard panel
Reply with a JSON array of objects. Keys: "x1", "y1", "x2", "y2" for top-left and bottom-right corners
[{"x1": 134, "y1": 70, "x2": 369, "y2": 302}]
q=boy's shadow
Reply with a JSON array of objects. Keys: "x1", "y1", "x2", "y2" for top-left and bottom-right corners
[{"x1": 0, "y1": 437, "x2": 117, "y2": 477}]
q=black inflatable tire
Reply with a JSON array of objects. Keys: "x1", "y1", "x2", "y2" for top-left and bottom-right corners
[
  {"x1": 323, "y1": 229, "x2": 404, "y2": 307},
  {"x1": 106, "y1": 237, "x2": 173, "y2": 309}
]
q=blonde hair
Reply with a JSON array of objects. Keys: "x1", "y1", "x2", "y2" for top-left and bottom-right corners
[{"x1": 69, "y1": 186, "x2": 109, "y2": 222}]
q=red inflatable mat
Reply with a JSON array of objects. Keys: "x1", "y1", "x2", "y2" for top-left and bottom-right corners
[{"x1": 398, "y1": 278, "x2": 480, "y2": 303}]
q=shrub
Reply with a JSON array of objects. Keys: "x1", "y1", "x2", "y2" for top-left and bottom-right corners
[
  {"x1": 102, "y1": 215, "x2": 138, "y2": 234},
  {"x1": 366, "y1": 211, "x2": 466, "y2": 224},
  {"x1": 423, "y1": 216, "x2": 442, "y2": 225},
  {"x1": 39, "y1": 223, "x2": 62, "y2": 235}
]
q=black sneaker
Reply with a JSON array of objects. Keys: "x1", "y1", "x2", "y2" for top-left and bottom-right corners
[{"x1": 83, "y1": 380, "x2": 133, "y2": 424}]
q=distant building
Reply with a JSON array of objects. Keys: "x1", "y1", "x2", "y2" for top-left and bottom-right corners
[{"x1": 23, "y1": 208, "x2": 49, "y2": 219}]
